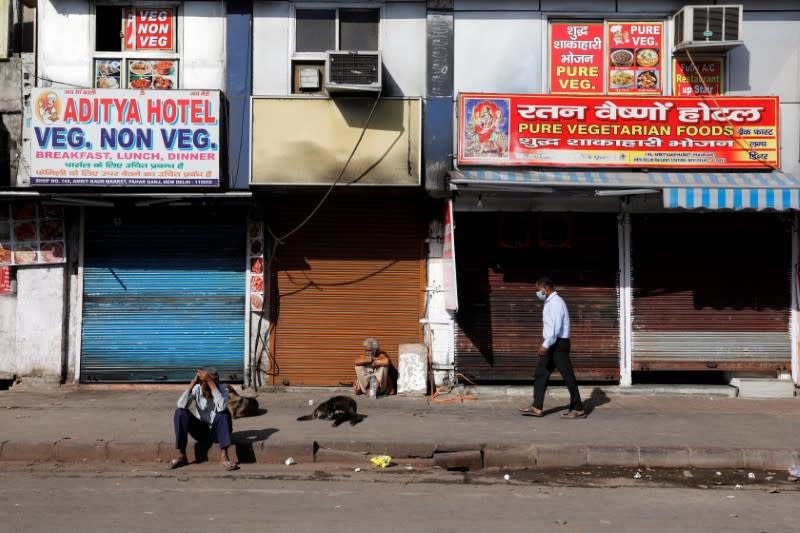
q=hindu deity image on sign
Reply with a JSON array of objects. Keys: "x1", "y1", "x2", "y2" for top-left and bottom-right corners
[{"x1": 462, "y1": 98, "x2": 510, "y2": 159}]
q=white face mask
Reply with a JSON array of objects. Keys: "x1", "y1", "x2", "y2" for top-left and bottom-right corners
[{"x1": 536, "y1": 289, "x2": 547, "y2": 301}]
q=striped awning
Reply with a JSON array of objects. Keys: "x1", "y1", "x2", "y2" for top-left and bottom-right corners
[
  {"x1": 664, "y1": 187, "x2": 800, "y2": 210},
  {"x1": 449, "y1": 170, "x2": 800, "y2": 211}
]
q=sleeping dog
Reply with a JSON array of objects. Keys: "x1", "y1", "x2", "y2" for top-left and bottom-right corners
[{"x1": 296, "y1": 395, "x2": 363, "y2": 427}]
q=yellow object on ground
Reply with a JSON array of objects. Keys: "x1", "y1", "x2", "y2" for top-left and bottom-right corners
[{"x1": 370, "y1": 455, "x2": 392, "y2": 468}]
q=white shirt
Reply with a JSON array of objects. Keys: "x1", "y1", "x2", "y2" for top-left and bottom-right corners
[
  {"x1": 542, "y1": 290, "x2": 570, "y2": 349},
  {"x1": 177, "y1": 384, "x2": 228, "y2": 426}
]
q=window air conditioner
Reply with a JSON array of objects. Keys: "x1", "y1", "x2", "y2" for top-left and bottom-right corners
[
  {"x1": 324, "y1": 51, "x2": 382, "y2": 93},
  {"x1": 673, "y1": 5, "x2": 743, "y2": 53}
]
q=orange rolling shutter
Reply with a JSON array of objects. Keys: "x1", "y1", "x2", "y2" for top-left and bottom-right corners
[{"x1": 270, "y1": 195, "x2": 425, "y2": 386}]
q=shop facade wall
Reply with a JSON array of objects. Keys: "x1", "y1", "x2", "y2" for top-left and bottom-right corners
[
  {"x1": 0, "y1": 267, "x2": 65, "y2": 382},
  {"x1": 252, "y1": 0, "x2": 426, "y2": 97},
  {"x1": 37, "y1": 1, "x2": 226, "y2": 90}
]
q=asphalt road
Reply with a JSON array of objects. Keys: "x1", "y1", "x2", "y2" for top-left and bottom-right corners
[{"x1": 1, "y1": 463, "x2": 797, "y2": 532}]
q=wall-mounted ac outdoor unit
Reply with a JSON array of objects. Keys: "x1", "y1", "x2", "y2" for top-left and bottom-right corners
[
  {"x1": 324, "y1": 51, "x2": 382, "y2": 93},
  {"x1": 673, "y1": 5, "x2": 743, "y2": 53}
]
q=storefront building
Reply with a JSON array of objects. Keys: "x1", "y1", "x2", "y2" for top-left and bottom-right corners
[
  {"x1": 247, "y1": 2, "x2": 429, "y2": 386},
  {"x1": 1, "y1": 1, "x2": 260, "y2": 386},
  {"x1": 425, "y1": 1, "x2": 800, "y2": 387}
]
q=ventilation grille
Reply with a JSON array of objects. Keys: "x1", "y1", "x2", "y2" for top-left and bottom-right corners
[
  {"x1": 673, "y1": 5, "x2": 743, "y2": 52},
  {"x1": 325, "y1": 51, "x2": 382, "y2": 92}
]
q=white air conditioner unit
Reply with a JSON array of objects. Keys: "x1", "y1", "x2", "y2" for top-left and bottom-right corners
[
  {"x1": 673, "y1": 5, "x2": 743, "y2": 53},
  {"x1": 324, "y1": 51, "x2": 382, "y2": 93}
]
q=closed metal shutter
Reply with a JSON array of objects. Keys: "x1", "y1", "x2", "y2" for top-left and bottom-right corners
[
  {"x1": 271, "y1": 196, "x2": 425, "y2": 386},
  {"x1": 631, "y1": 214, "x2": 791, "y2": 371},
  {"x1": 81, "y1": 209, "x2": 246, "y2": 382},
  {"x1": 455, "y1": 213, "x2": 620, "y2": 382}
]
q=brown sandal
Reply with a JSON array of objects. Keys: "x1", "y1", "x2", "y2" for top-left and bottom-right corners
[
  {"x1": 519, "y1": 406, "x2": 544, "y2": 417},
  {"x1": 560, "y1": 410, "x2": 586, "y2": 419}
]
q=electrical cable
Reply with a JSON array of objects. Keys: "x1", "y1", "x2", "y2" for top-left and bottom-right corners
[{"x1": 265, "y1": 90, "x2": 383, "y2": 257}]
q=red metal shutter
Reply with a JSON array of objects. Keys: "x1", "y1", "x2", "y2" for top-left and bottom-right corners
[
  {"x1": 270, "y1": 196, "x2": 425, "y2": 386},
  {"x1": 455, "y1": 212, "x2": 620, "y2": 381},
  {"x1": 631, "y1": 214, "x2": 791, "y2": 372}
]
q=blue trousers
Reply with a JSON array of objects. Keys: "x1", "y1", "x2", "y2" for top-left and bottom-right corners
[{"x1": 173, "y1": 408, "x2": 232, "y2": 451}]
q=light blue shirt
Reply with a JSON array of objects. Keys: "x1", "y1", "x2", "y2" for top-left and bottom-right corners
[
  {"x1": 177, "y1": 384, "x2": 228, "y2": 426},
  {"x1": 542, "y1": 291, "x2": 570, "y2": 349}
]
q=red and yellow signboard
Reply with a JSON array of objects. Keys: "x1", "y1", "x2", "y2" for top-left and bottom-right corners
[
  {"x1": 458, "y1": 93, "x2": 779, "y2": 169},
  {"x1": 549, "y1": 22, "x2": 605, "y2": 94},
  {"x1": 673, "y1": 58, "x2": 724, "y2": 97},
  {"x1": 124, "y1": 7, "x2": 175, "y2": 51},
  {"x1": 607, "y1": 21, "x2": 663, "y2": 95}
]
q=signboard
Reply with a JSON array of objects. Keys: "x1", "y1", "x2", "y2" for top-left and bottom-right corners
[
  {"x1": 458, "y1": 93, "x2": 780, "y2": 169},
  {"x1": 673, "y1": 57, "x2": 724, "y2": 96},
  {"x1": 0, "y1": 267, "x2": 10, "y2": 294},
  {"x1": 94, "y1": 58, "x2": 178, "y2": 90},
  {"x1": 0, "y1": 202, "x2": 66, "y2": 266},
  {"x1": 29, "y1": 88, "x2": 221, "y2": 187},
  {"x1": 442, "y1": 200, "x2": 458, "y2": 311},
  {"x1": 427, "y1": 12, "x2": 454, "y2": 97},
  {"x1": 607, "y1": 22, "x2": 664, "y2": 95},
  {"x1": 549, "y1": 22, "x2": 605, "y2": 94},
  {"x1": 124, "y1": 7, "x2": 175, "y2": 51}
]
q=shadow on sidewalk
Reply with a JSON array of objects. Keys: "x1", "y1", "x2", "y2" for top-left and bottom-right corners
[
  {"x1": 232, "y1": 428, "x2": 279, "y2": 463},
  {"x1": 583, "y1": 388, "x2": 611, "y2": 415}
]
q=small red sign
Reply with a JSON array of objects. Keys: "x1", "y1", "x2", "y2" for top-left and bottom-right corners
[
  {"x1": 0, "y1": 267, "x2": 10, "y2": 294},
  {"x1": 549, "y1": 22, "x2": 605, "y2": 94},
  {"x1": 673, "y1": 58, "x2": 724, "y2": 96},
  {"x1": 125, "y1": 8, "x2": 175, "y2": 51}
]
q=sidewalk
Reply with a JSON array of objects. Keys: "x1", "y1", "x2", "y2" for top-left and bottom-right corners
[{"x1": 1, "y1": 384, "x2": 798, "y2": 471}]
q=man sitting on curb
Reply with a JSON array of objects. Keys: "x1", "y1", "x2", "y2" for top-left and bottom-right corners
[{"x1": 169, "y1": 366, "x2": 239, "y2": 471}]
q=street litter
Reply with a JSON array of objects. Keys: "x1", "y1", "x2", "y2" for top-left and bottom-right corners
[
  {"x1": 735, "y1": 484, "x2": 742, "y2": 489},
  {"x1": 308, "y1": 399, "x2": 314, "y2": 406},
  {"x1": 788, "y1": 464, "x2": 800, "y2": 477},
  {"x1": 682, "y1": 470, "x2": 693, "y2": 478},
  {"x1": 633, "y1": 472, "x2": 642, "y2": 479},
  {"x1": 715, "y1": 471, "x2": 722, "y2": 476},
  {"x1": 747, "y1": 472, "x2": 756, "y2": 479},
  {"x1": 370, "y1": 455, "x2": 392, "y2": 468},
  {"x1": 405, "y1": 466, "x2": 414, "y2": 471},
  {"x1": 285, "y1": 457, "x2": 296, "y2": 465},
  {"x1": 504, "y1": 474, "x2": 510, "y2": 481},
  {"x1": 354, "y1": 467, "x2": 361, "y2": 472}
]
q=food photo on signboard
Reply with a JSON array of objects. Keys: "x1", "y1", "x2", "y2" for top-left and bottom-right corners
[
  {"x1": 95, "y1": 59, "x2": 121, "y2": 89},
  {"x1": 126, "y1": 59, "x2": 177, "y2": 90}
]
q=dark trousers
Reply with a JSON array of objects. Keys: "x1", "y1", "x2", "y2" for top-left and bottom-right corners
[
  {"x1": 173, "y1": 408, "x2": 233, "y2": 452},
  {"x1": 532, "y1": 338, "x2": 584, "y2": 412}
]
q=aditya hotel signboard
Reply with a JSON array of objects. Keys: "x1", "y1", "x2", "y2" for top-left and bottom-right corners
[
  {"x1": 28, "y1": 88, "x2": 221, "y2": 187},
  {"x1": 458, "y1": 93, "x2": 779, "y2": 169}
]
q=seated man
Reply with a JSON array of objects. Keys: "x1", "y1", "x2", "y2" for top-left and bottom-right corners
[
  {"x1": 354, "y1": 337, "x2": 392, "y2": 396},
  {"x1": 169, "y1": 366, "x2": 238, "y2": 471}
]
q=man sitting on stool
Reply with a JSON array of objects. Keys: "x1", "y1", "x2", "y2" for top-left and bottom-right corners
[
  {"x1": 169, "y1": 366, "x2": 238, "y2": 471},
  {"x1": 354, "y1": 337, "x2": 391, "y2": 396}
]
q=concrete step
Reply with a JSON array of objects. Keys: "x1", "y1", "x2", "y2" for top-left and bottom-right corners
[{"x1": 735, "y1": 378, "x2": 796, "y2": 399}]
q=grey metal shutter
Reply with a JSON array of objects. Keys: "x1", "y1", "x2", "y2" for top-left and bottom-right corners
[{"x1": 631, "y1": 213, "x2": 791, "y2": 372}]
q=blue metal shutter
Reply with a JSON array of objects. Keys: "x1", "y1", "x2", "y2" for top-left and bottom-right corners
[{"x1": 81, "y1": 219, "x2": 245, "y2": 382}]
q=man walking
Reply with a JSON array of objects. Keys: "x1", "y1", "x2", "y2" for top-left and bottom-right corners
[{"x1": 519, "y1": 277, "x2": 586, "y2": 419}]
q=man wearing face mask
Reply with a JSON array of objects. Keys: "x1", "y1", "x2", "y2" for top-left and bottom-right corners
[{"x1": 519, "y1": 277, "x2": 586, "y2": 419}]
